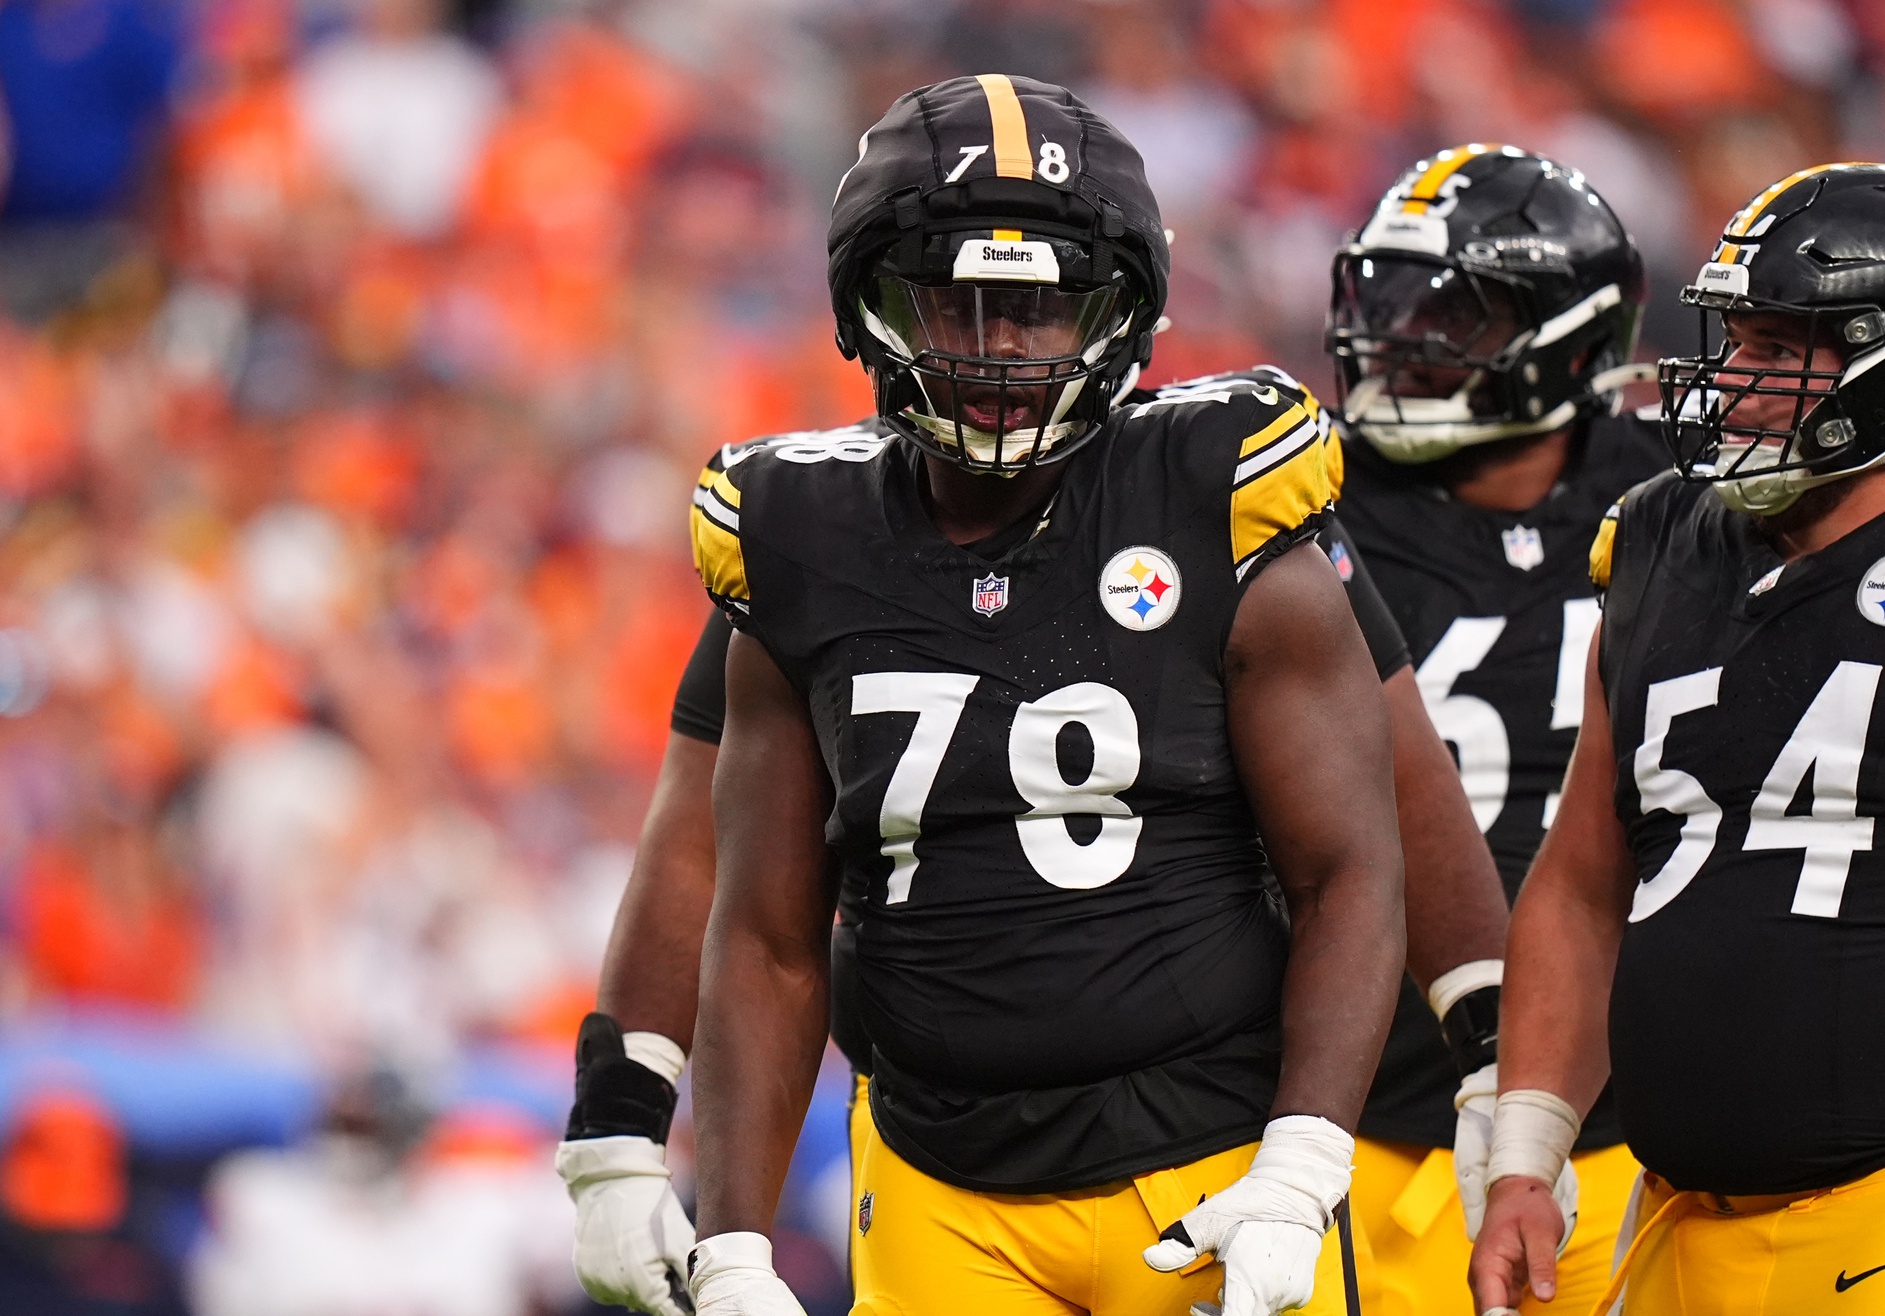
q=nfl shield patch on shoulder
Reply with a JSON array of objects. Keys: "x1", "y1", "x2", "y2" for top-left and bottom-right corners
[
  {"x1": 1501, "y1": 525, "x2": 1544, "y2": 571},
  {"x1": 858, "y1": 1190, "x2": 873, "y2": 1236},
  {"x1": 972, "y1": 573, "x2": 1009, "y2": 616}
]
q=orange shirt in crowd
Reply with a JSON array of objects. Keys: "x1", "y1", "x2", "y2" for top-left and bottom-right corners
[
  {"x1": 16, "y1": 841, "x2": 203, "y2": 1012},
  {"x1": 0, "y1": 1089, "x2": 128, "y2": 1234}
]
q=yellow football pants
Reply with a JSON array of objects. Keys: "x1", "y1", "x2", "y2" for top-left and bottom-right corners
[
  {"x1": 1347, "y1": 1137, "x2": 1640, "y2": 1316},
  {"x1": 1601, "y1": 1162, "x2": 1885, "y2": 1315},
  {"x1": 846, "y1": 1076, "x2": 1371, "y2": 1315}
]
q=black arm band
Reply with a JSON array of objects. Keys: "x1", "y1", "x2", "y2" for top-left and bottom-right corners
[
  {"x1": 564, "y1": 1011, "x2": 679, "y2": 1143},
  {"x1": 1439, "y1": 985, "x2": 1501, "y2": 1079}
]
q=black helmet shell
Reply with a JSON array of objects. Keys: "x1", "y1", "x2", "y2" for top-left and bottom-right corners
[
  {"x1": 826, "y1": 75, "x2": 1171, "y2": 473},
  {"x1": 1328, "y1": 143, "x2": 1647, "y2": 463},
  {"x1": 1661, "y1": 162, "x2": 1885, "y2": 506}
]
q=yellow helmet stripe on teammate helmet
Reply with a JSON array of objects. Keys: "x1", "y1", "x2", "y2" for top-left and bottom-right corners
[
  {"x1": 1399, "y1": 143, "x2": 1502, "y2": 215},
  {"x1": 1725, "y1": 162, "x2": 1875, "y2": 238},
  {"x1": 976, "y1": 74, "x2": 1035, "y2": 180}
]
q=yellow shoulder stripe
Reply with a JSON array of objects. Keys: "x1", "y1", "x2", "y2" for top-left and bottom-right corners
[
  {"x1": 1589, "y1": 500, "x2": 1622, "y2": 590},
  {"x1": 1323, "y1": 421, "x2": 1346, "y2": 501},
  {"x1": 1239, "y1": 403, "x2": 1310, "y2": 458},
  {"x1": 1232, "y1": 415, "x2": 1334, "y2": 577},
  {"x1": 691, "y1": 464, "x2": 749, "y2": 603}
]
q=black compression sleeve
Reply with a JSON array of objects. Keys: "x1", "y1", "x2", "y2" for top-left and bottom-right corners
[
  {"x1": 1323, "y1": 516, "x2": 1413, "y2": 681},
  {"x1": 565, "y1": 1012, "x2": 679, "y2": 1142},
  {"x1": 669, "y1": 610, "x2": 733, "y2": 744},
  {"x1": 1440, "y1": 985, "x2": 1501, "y2": 1079}
]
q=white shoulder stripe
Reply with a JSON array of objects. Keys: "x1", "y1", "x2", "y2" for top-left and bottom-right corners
[
  {"x1": 1233, "y1": 419, "x2": 1318, "y2": 487},
  {"x1": 694, "y1": 485, "x2": 740, "y2": 532}
]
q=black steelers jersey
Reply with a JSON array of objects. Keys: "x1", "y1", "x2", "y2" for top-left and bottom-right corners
[
  {"x1": 666, "y1": 513, "x2": 1412, "y2": 1082},
  {"x1": 690, "y1": 369, "x2": 1348, "y2": 1194},
  {"x1": 1337, "y1": 411, "x2": 1668, "y2": 1150},
  {"x1": 1595, "y1": 473, "x2": 1885, "y2": 1196}
]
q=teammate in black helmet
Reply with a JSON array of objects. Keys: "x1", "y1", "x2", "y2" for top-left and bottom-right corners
[
  {"x1": 1328, "y1": 145, "x2": 1647, "y2": 466},
  {"x1": 679, "y1": 74, "x2": 1406, "y2": 1316},
  {"x1": 1323, "y1": 144, "x2": 1667, "y2": 1316},
  {"x1": 1474, "y1": 163, "x2": 1885, "y2": 1316}
]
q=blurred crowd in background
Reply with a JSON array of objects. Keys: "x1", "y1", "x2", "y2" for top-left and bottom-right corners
[{"x1": 0, "y1": 0, "x2": 1877, "y2": 1310}]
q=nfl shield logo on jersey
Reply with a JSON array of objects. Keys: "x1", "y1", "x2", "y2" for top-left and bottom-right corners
[
  {"x1": 972, "y1": 573, "x2": 1009, "y2": 616},
  {"x1": 1501, "y1": 525, "x2": 1545, "y2": 571},
  {"x1": 858, "y1": 1190, "x2": 873, "y2": 1236}
]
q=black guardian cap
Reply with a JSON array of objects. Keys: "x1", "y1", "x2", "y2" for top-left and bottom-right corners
[
  {"x1": 829, "y1": 75, "x2": 1170, "y2": 473},
  {"x1": 1328, "y1": 144, "x2": 1646, "y2": 463}
]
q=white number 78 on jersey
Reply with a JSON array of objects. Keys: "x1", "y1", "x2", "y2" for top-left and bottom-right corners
[{"x1": 851, "y1": 673, "x2": 1143, "y2": 902}]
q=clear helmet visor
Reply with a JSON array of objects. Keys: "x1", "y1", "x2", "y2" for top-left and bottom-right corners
[
  {"x1": 863, "y1": 276, "x2": 1127, "y2": 468},
  {"x1": 1333, "y1": 257, "x2": 1527, "y2": 363},
  {"x1": 1330, "y1": 255, "x2": 1537, "y2": 458}
]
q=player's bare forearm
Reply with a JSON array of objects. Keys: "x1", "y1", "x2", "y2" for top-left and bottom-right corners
[
  {"x1": 692, "y1": 631, "x2": 837, "y2": 1240},
  {"x1": 595, "y1": 731, "x2": 719, "y2": 1046},
  {"x1": 1383, "y1": 667, "x2": 1509, "y2": 990},
  {"x1": 1501, "y1": 628, "x2": 1634, "y2": 1116},
  {"x1": 1227, "y1": 541, "x2": 1405, "y2": 1129}
]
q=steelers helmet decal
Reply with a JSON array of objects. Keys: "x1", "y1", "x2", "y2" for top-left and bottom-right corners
[{"x1": 828, "y1": 76, "x2": 1170, "y2": 474}]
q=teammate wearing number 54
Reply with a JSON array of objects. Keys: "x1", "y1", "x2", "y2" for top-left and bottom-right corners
[
  {"x1": 683, "y1": 75, "x2": 1405, "y2": 1316},
  {"x1": 1473, "y1": 164, "x2": 1885, "y2": 1315}
]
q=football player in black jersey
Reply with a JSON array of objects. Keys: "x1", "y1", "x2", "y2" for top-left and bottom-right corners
[
  {"x1": 561, "y1": 500, "x2": 1512, "y2": 1315},
  {"x1": 552, "y1": 86, "x2": 1523, "y2": 1316},
  {"x1": 1323, "y1": 145, "x2": 1668, "y2": 1315},
  {"x1": 1472, "y1": 163, "x2": 1885, "y2": 1316},
  {"x1": 675, "y1": 75, "x2": 1414, "y2": 1316}
]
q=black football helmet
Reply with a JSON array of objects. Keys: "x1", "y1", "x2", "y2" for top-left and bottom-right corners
[
  {"x1": 1327, "y1": 144, "x2": 1647, "y2": 463},
  {"x1": 828, "y1": 74, "x2": 1170, "y2": 474},
  {"x1": 1659, "y1": 163, "x2": 1885, "y2": 514}
]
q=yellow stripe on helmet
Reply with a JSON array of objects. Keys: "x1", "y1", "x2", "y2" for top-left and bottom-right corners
[
  {"x1": 975, "y1": 74, "x2": 1034, "y2": 180},
  {"x1": 1725, "y1": 162, "x2": 1877, "y2": 237},
  {"x1": 1400, "y1": 143, "x2": 1502, "y2": 214}
]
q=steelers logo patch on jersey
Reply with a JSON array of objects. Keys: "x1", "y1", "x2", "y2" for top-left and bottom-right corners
[
  {"x1": 1099, "y1": 546, "x2": 1181, "y2": 631},
  {"x1": 1857, "y1": 556, "x2": 1885, "y2": 625}
]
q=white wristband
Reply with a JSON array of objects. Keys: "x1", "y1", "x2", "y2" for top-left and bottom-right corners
[
  {"x1": 1427, "y1": 958, "x2": 1503, "y2": 1019},
  {"x1": 1486, "y1": 1089, "x2": 1580, "y2": 1189},
  {"x1": 623, "y1": 1031, "x2": 686, "y2": 1085},
  {"x1": 1249, "y1": 1114, "x2": 1356, "y2": 1232},
  {"x1": 689, "y1": 1230, "x2": 773, "y2": 1282}
]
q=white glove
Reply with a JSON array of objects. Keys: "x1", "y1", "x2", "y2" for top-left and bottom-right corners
[
  {"x1": 687, "y1": 1233, "x2": 806, "y2": 1316},
  {"x1": 556, "y1": 1135, "x2": 696, "y2": 1314},
  {"x1": 1455, "y1": 1066, "x2": 1580, "y2": 1247},
  {"x1": 1452, "y1": 1061, "x2": 1499, "y2": 1240},
  {"x1": 1143, "y1": 1115, "x2": 1353, "y2": 1316}
]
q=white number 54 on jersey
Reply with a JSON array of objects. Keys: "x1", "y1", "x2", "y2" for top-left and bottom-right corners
[
  {"x1": 1632, "y1": 661, "x2": 1881, "y2": 921},
  {"x1": 851, "y1": 673, "x2": 1142, "y2": 902}
]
